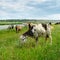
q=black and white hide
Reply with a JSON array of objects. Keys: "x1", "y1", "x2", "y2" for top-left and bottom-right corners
[{"x1": 20, "y1": 23, "x2": 52, "y2": 45}]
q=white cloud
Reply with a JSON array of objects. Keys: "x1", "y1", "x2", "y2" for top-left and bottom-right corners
[
  {"x1": 0, "y1": 10, "x2": 9, "y2": 19},
  {"x1": 0, "y1": 0, "x2": 47, "y2": 9},
  {"x1": 20, "y1": 14, "x2": 60, "y2": 20},
  {"x1": 40, "y1": 14, "x2": 60, "y2": 20},
  {"x1": 0, "y1": 0, "x2": 36, "y2": 14},
  {"x1": 34, "y1": 0, "x2": 47, "y2": 3},
  {"x1": 48, "y1": 14, "x2": 60, "y2": 20},
  {"x1": 0, "y1": 10, "x2": 8, "y2": 16},
  {"x1": 0, "y1": 0, "x2": 60, "y2": 20}
]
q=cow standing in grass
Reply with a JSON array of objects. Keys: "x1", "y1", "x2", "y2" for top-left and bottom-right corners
[
  {"x1": 20, "y1": 23, "x2": 52, "y2": 45},
  {"x1": 15, "y1": 25, "x2": 22, "y2": 33},
  {"x1": 8, "y1": 25, "x2": 14, "y2": 29}
]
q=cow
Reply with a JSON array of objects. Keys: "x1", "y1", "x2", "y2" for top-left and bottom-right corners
[
  {"x1": 8, "y1": 25, "x2": 14, "y2": 29},
  {"x1": 20, "y1": 23, "x2": 52, "y2": 45},
  {"x1": 15, "y1": 25, "x2": 22, "y2": 33}
]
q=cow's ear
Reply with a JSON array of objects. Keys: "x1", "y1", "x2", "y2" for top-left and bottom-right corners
[{"x1": 28, "y1": 23, "x2": 32, "y2": 29}]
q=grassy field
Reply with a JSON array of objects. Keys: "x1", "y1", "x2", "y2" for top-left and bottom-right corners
[
  {"x1": 0, "y1": 22, "x2": 22, "y2": 25},
  {"x1": 0, "y1": 24, "x2": 60, "y2": 60}
]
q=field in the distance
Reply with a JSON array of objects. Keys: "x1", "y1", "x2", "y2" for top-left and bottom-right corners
[
  {"x1": 0, "y1": 24, "x2": 60, "y2": 60},
  {"x1": 0, "y1": 20, "x2": 60, "y2": 25}
]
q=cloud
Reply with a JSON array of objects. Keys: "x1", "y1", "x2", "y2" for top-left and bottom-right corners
[
  {"x1": 0, "y1": 0, "x2": 60, "y2": 20},
  {"x1": 48, "y1": 14, "x2": 60, "y2": 20},
  {"x1": 33, "y1": 0, "x2": 47, "y2": 3},
  {"x1": 0, "y1": 0, "x2": 48, "y2": 11},
  {"x1": 0, "y1": 10, "x2": 9, "y2": 19},
  {"x1": 40, "y1": 14, "x2": 60, "y2": 20}
]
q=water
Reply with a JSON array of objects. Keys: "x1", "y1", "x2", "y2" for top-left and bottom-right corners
[
  {"x1": 0, "y1": 24, "x2": 26, "y2": 30},
  {"x1": 0, "y1": 25, "x2": 9, "y2": 30}
]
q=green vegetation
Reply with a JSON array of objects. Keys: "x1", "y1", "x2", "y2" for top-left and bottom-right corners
[
  {"x1": 0, "y1": 19, "x2": 60, "y2": 25},
  {"x1": 0, "y1": 22, "x2": 22, "y2": 25},
  {"x1": 0, "y1": 25, "x2": 60, "y2": 60}
]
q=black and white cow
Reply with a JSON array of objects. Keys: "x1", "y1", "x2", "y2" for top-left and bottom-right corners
[{"x1": 20, "y1": 23, "x2": 52, "y2": 45}]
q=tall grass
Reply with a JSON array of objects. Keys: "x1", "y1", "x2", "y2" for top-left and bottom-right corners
[{"x1": 0, "y1": 25, "x2": 60, "y2": 60}]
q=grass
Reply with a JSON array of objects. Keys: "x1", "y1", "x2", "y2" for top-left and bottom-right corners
[
  {"x1": 0, "y1": 22, "x2": 22, "y2": 25},
  {"x1": 0, "y1": 25, "x2": 60, "y2": 60}
]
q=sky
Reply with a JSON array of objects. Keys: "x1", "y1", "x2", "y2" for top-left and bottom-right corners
[{"x1": 0, "y1": 0, "x2": 60, "y2": 20}]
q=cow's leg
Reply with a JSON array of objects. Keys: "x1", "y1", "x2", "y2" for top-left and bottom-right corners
[
  {"x1": 35, "y1": 37, "x2": 39, "y2": 46},
  {"x1": 16, "y1": 28, "x2": 17, "y2": 33},
  {"x1": 45, "y1": 34, "x2": 52, "y2": 45},
  {"x1": 17, "y1": 29, "x2": 18, "y2": 33},
  {"x1": 36, "y1": 37, "x2": 38, "y2": 43},
  {"x1": 49, "y1": 35, "x2": 52, "y2": 45},
  {"x1": 18, "y1": 29, "x2": 20, "y2": 33},
  {"x1": 45, "y1": 34, "x2": 49, "y2": 40}
]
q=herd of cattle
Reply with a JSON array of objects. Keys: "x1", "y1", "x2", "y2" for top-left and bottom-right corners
[
  {"x1": 8, "y1": 22, "x2": 60, "y2": 45},
  {"x1": 8, "y1": 24, "x2": 23, "y2": 33}
]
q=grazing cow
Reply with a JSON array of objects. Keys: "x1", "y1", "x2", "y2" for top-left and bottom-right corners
[
  {"x1": 20, "y1": 23, "x2": 52, "y2": 45},
  {"x1": 15, "y1": 25, "x2": 22, "y2": 33},
  {"x1": 8, "y1": 25, "x2": 14, "y2": 29}
]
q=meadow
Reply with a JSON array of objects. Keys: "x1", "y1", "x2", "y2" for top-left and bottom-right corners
[
  {"x1": 0, "y1": 24, "x2": 60, "y2": 60},
  {"x1": 0, "y1": 22, "x2": 22, "y2": 25}
]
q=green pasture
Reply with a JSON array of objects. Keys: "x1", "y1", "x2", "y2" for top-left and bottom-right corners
[
  {"x1": 0, "y1": 25, "x2": 60, "y2": 60},
  {"x1": 0, "y1": 22, "x2": 22, "y2": 25}
]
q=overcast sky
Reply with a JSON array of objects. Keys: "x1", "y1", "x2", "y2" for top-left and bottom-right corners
[{"x1": 0, "y1": 0, "x2": 60, "y2": 20}]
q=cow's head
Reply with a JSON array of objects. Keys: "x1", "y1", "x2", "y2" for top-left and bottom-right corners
[{"x1": 20, "y1": 23, "x2": 35, "y2": 43}]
